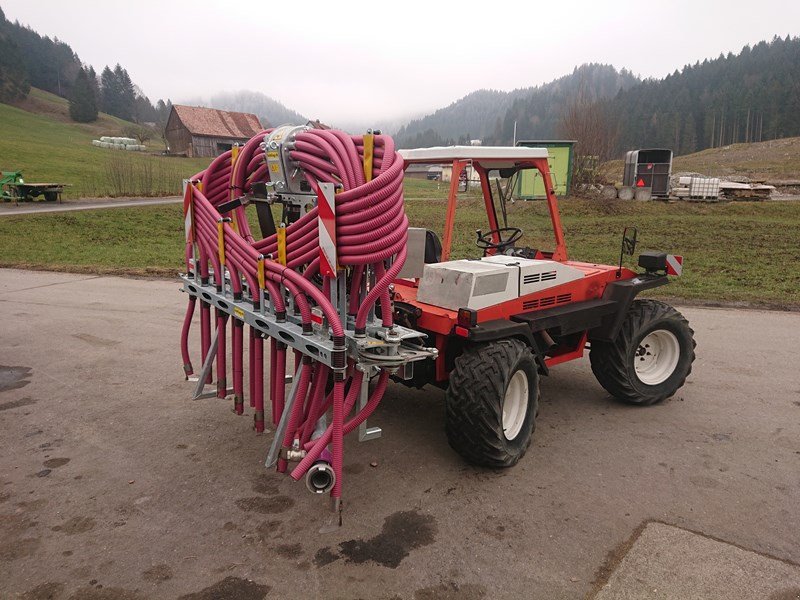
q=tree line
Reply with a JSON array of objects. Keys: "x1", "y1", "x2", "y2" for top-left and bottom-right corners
[
  {"x1": 0, "y1": 7, "x2": 171, "y2": 127},
  {"x1": 395, "y1": 36, "x2": 800, "y2": 159},
  {"x1": 603, "y1": 35, "x2": 800, "y2": 155},
  {"x1": 394, "y1": 65, "x2": 637, "y2": 149}
]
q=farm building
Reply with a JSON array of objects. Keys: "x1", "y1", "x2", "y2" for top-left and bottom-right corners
[
  {"x1": 514, "y1": 140, "x2": 575, "y2": 199},
  {"x1": 165, "y1": 105, "x2": 264, "y2": 157}
]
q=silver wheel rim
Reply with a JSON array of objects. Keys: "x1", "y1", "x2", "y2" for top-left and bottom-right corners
[
  {"x1": 634, "y1": 330, "x2": 680, "y2": 385},
  {"x1": 503, "y1": 369, "x2": 528, "y2": 440}
]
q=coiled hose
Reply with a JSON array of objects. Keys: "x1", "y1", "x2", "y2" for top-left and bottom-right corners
[{"x1": 180, "y1": 128, "x2": 407, "y2": 504}]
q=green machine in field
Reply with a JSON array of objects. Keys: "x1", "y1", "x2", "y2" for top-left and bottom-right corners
[
  {"x1": 1, "y1": 170, "x2": 67, "y2": 202},
  {"x1": 514, "y1": 140, "x2": 575, "y2": 199}
]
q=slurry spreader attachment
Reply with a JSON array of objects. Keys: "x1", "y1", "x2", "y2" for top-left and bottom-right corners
[{"x1": 179, "y1": 126, "x2": 437, "y2": 520}]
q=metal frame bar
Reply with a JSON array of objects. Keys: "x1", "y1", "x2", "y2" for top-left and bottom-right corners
[
  {"x1": 181, "y1": 275, "x2": 436, "y2": 371},
  {"x1": 265, "y1": 363, "x2": 304, "y2": 467}
]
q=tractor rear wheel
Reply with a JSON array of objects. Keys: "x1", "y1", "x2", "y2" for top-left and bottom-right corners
[
  {"x1": 446, "y1": 339, "x2": 539, "y2": 467},
  {"x1": 590, "y1": 299, "x2": 695, "y2": 405}
]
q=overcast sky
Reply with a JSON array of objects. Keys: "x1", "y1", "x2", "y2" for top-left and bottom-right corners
[{"x1": 3, "y1": 0, "x2": 798, "y2": 127}]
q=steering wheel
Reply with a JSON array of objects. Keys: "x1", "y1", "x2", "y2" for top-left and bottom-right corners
[{"x1": 475, "y1": 227, "x2": 523, "y2": 253}]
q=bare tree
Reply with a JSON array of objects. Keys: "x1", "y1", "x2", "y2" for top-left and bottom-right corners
[
  {"x1": 558, "y1": 84, "x2": 618, "y2": 191},
  {"x1": 123, "y1": 124, "x2": 153, "y2": 144}
]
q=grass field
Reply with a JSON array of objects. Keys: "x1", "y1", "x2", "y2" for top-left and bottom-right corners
[
  {"x1": 1, "y1": 183, "x2": 798, "y2": 307},
  {"x1": 0, "y1": 89, "x2": 208, "y2": 198}
]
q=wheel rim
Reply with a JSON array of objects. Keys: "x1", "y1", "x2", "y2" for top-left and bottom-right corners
[
  {"x1": 503, "y1": 369, "x2": 529, "y2": 440},
  {"x1": 634, "y1": 329, "x2": 680, "y2": 385}
]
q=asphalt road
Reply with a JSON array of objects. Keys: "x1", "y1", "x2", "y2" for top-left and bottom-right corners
[
  {"x1": 0, "y1": 269, "x2": 798, "y2": 599},
  {"x1": 0, "y1": 196, "x2": 181, "y2": 217}
]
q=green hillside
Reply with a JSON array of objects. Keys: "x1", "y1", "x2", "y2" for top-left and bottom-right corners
[{"x1": 0, "y1": 88, "x2": 208, "y2": 198}]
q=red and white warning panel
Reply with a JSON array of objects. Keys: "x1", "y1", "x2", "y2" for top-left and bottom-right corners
[
  {"x1": 317, "y1": 181, "x2": 337, "y2": 278},
  {"x1": 666, "y1": 254, "x2": 683, "y2": 276},
  {"x1": 183, "y1": 181, "x2": 194, "y2": 243}
]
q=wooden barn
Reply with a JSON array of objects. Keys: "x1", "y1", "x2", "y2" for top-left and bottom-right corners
[{"x1": 165, "y1": 105, "x2": 264, "y2": 157}]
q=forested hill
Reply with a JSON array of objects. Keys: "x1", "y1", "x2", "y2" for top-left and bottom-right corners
[
  {"x1": 394, "y1": 88, "x2": 530, "y2": 148},
  {"x1": 395, "y1": 64, "x2": 639, "y2": 148},
  {"x1": 185, "y1": 90, "x2": 307, "y2": 129},
  {"x1": 606, "y1": 35, "x2": 800, "y2": 155},
  {"x1": 0, "y1": 7, "x2": 166, "y2": 123},
  {"x1": 491, "y1": 64, "x2": 639, "y2": 145}
]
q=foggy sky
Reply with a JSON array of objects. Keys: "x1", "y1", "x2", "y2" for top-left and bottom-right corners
[{"x1": 3, "y1": 0, "x2": 798, "y2": 128}]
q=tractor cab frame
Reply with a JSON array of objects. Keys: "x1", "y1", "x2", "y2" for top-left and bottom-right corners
[{"x1": 398, "y1": 146, "x2": 567, "y2": 262}]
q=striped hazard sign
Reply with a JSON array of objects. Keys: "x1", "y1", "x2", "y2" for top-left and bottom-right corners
[
  {"x1": 666, "y1": 254, "x2": 683, "y2": 276},
  {"x1": 317, "y1": 182, "x2": 337, "y2": 278},
  {"x1": 182, "y1": 180, "x2": 194, "y2": 243}
]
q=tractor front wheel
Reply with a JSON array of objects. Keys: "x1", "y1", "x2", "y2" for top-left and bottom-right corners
[
  {"x1": 446, "y1": 339, "x2": 539, "y2": 468},
  {"x1": 590, "y1": 299, "x2": 696, "y2": 405}
]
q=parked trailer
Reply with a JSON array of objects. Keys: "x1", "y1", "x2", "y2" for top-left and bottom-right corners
[{"x1": 1, "y1": 171, "x2": 67, "y2": 202}]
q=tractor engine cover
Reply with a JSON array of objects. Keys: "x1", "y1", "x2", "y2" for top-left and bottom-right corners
[{"x1": 416, "y1": 256, "x2": 584, "y2": 311}]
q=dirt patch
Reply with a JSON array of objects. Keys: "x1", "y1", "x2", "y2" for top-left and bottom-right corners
[
  {"x1": 16, "y1": 498, "x2": 48, "y2": 511},
  {"x1": 21, "y1": 582, "x2": 66, "y2": 600},
  {"x1": 314, "y1": 547, "x2": 339, "y2": 567},
  {"x1": 415, "y1": 581, "x2": 487, "y2": 600},
  {"x1": 768, "y1": 588, "x2": 800, "y2": 600},
  {"x1": 52, "y1": 516, "x2": 96, "y2": 535},
  {"x1": 72, "y1": 333, "x2": 120, "y2": 347},
  {"x1": 141, "y1": 563, "x2": 173, "y2": 583},
  {"x1": 477, "y1": 516, "x2": 507, "y2": 541},
  {"x1": 0, "y1": 536, "x2": 40, "y2": 560},
  {"x1": 0, "y1": 365, "x2": 32, "y2": 392},
  {"x1": 177, "y1": 576, "x2": 271, "y2": 600},
  {"x1": 255, "y1": 520, "x2": 281, "y2": 540},
  {"x1": 251, "y1": 474, "x2": 280, "y2": 496},
  {"x1": 43, "y1": 457, "x2": 70, "y2": 469},
  {"x1": 275, "y1": 543, "x2": 303, "y2": 559},
  {"x1": 67, "y1": 587, "x2": 146, "y2": 600},
  {"x1": 235, "y1": 496, "x2": 294, "y2": 514},
  {"x1": 336, "y1": 509, "x2": 437, "y2": 568},
  {"x1": 343, "y1": 463, "x2": 365, "y2": 475},
  {"x1": 0, "y1": 396, "x2": 36, "y2": 411}
]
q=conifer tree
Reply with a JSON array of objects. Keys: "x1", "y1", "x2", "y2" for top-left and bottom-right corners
[{"x1": 68, "y1": 66, "x2": 98, "y2": 122}]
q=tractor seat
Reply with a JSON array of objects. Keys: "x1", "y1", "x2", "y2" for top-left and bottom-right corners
[{"x1": 424, "y1": 230, "x2": 442, "y2": 263}]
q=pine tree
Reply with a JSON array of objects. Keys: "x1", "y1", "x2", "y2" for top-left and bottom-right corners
[
  {"x1": 87, "y1": 65, "x2": 100, "y2": 103},
  {"x1": 0, "y1": 9, "x2": 30, "y2": 102},
  {"x1": 68, "y1": 66, "x2": 97, "y2": 122},
  {"x1": 114, "y1": 64, "x2": 135, "y2": 121},
  {"x1": 100, "y1": 65, "x2": 118, "y2": 116}
]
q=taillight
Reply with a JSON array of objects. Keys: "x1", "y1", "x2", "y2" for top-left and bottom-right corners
[{"x1": 457, "y1": 308, "x2": 477, "y2": 328}]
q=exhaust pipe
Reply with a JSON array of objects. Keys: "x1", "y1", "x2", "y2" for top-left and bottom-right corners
[{"x1": 306, "y1": 461, "x2": 336, "y2": 494}]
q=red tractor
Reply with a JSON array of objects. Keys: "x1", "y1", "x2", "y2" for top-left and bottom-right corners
[
  {"x1": 392, "y1": 146, "x2": 696, "y2": 467},
  {"x1": 181, "y1": 132, "x2": 696, "y2": 510}
]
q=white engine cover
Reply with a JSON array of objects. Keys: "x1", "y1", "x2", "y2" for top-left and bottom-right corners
[
  {"x1": 416, "y1": 256, "x2": 584, "y2": 311},
  {"x1": 481, "y1": 255, "x2": 584, "y2": 296}
]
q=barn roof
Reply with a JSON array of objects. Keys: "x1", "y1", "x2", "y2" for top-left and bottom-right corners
[{"x1": 171, "y1": 105, "x2": 263, "y2": 139}]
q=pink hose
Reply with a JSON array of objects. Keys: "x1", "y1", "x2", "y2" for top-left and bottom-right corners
[
  {"x1": 181, "y1": 297, "x2": 195, "y2": 377},
  {"x1": 181, "y1": 127, "x2": 409, "y2": 505}
]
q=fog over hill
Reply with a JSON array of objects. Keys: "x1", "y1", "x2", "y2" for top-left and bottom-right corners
[
  {"x1": 181, "y1": 90, "x2": 307, "y2": 129},
  {"x1": 395, "y1": 64, "x2": 638, "y2": 148}
]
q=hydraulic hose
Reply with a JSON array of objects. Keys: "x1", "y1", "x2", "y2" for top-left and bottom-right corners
[{"x1": 180, "y1": 127, "x2": 408, "y2": 507}]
